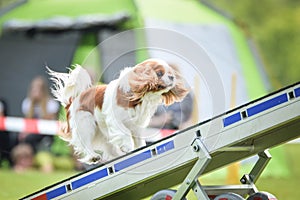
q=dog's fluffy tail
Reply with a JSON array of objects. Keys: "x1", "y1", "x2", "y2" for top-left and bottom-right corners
[{"x1": 47, "y1": 65, "x2": 92, "y2": 107}]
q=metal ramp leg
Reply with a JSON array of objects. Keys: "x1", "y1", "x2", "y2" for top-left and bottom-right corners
[
  {"x1": 151, "y1": 147, "x2": 273, "y2": 199},
  {"x1": 240, "y1": 150, "x2": 272, "y2": 195},
  {"x1": 173, "y1": 138, "x2": 212, "y2": 200},
  {"x1": 204, "y1": 149, "x2": 272, "y2": 198},
  {"x1": 241, "y1": 150, "x2": 272, "y2": 185},
  {"x1": 192, "y1": 180, "x2": 210, "y2": 200}
]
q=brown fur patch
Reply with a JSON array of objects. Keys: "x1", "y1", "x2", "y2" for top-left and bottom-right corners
[
  {"x1": 152, "y1": 64, "x2": 165, "y2": 75},
  {"x1": 95, "y1": 85, "x2": 107, "y2": 110},
  {"x1": 62, "y1": 86, "x2": 107, "y2": 139},
  {"x1": 79, "y1": 85, "x2": 107, "y2": 113},
  {"x1": 79, "y1": 87, "x2": 96, "y2": 113},
  {"x1": 116, "y1": 87, "x2": 141, "y2": 108},
  {"x1": 65, "y1": 98, "x2": 72, "y2": 135}
]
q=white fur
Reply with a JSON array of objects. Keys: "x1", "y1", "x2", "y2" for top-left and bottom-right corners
[{"x1": 47, "y1": 65, "x2": 91, "y2": 107}]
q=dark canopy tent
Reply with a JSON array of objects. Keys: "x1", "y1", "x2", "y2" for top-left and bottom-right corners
[
  {"x1": 0, "y1": 32, "x2": 80, "y2": 116},
  {"x1": 0, "y1": 10, "x2": 130, "y2": 117}
]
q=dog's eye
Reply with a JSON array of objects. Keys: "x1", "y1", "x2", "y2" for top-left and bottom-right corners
[{"x1": 156, "y1": 71, "x2": 163, "y2": 78}]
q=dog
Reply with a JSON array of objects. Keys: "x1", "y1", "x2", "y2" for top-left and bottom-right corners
[{"x1": 47, "y1": 59, "x2": 189, "y2": 164}]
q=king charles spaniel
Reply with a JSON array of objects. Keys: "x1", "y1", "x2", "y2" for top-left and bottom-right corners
[{"x1": 47, "y1": 59, "x2": 189, "y2": 164}]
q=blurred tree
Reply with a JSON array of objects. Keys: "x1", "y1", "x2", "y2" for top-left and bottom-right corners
[{"x1": 210, "y1": 0, "x2": 300, "y2": 88}]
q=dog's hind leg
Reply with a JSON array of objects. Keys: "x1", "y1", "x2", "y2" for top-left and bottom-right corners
[{"x1": 70, "y1": 111, "x2": 102, "y2": 164}]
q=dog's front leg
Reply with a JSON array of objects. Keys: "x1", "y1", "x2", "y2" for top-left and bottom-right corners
[
  {"x1": 133, "y1": 136, "x2": 146, "y2": 148},
  {"x1": 132, "y1": 128, "x2": 146, "y2": 148},
  {"x1": 105, "y1": 121, "x2": 135, "y2": 156}
]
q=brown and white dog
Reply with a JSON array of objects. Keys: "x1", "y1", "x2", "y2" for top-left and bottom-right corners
[{"x1": 47, "y1": 59, "x2": 188, "y2": 164}]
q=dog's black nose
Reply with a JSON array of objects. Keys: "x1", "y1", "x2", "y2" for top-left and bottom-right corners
[{"x1": 168, "y1": 75, "x2": 174, "y2": 81}]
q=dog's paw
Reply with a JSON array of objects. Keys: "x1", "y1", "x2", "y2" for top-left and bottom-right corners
[
  {"x1": 90, "y1": 156, "x2": 101, "y2": 163},
  {"x1": 120, "y1": 144, "x2": 132, "y2": 153},
  {"x1": 109, "y1": 136, "x2": 134, "y2": 155},
  {"x1": 110, "y1": 143, "x2": 133, "y2": 157},
  {"x1": 79, "y1": 154, "x2": 102, "y2": 165}
]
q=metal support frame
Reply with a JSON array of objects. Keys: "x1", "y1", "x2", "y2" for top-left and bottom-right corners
[
  {"x1": 172, "y1": 142, "x2": 272, "y2": 199},
  {"x1": 240, "y1": 150, "x2": 272, "y2": 195},
  {"x1": 173, "y1": 138, "x2": 212, "y2": 200},
  {"x1": 204, "y1": 150, "x2": 272, "y2": 198},
  {"x1": 243, "y1": 150, "x2": 272, "y2": 184}
]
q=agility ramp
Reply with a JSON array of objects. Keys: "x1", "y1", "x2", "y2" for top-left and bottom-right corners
[{"x1": 21, "y1": 82, "x2": 300, "y2": 200}]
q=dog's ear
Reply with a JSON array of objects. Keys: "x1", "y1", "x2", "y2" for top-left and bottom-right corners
[
  {"x1": 162, "y1": 82, "x2": 189, "y2": 105},
  {"x1": 128, "y1": 61, "x2": 157, "y2": 99},
  {"x1": 162, "y1": 65, "x2": 189, "y2": 106}
]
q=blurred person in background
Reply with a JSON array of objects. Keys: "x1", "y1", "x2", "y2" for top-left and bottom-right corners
[
  {"x1": 149, "y1": 92, "x2": 193, "y2": 130},
  {"x1": 0, "y1": 98, "x2": 18, "y2": 168},
  {"x1": 11, "y1": 143, "x2": 34, "y2": 173},
  {"x1": 21, "y1": 76, "x2": 59, "y2": 122},
  {"x1": 18, "y1": 76, "x2": 60, "y2": 173}
]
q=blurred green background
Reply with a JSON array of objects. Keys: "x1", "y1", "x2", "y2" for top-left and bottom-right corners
[
  {"x1": 211, "y1": 0, "x2": 300, "y2": 88},
  {"x1": 0, "y1": 0, "x2": 299, "y2": 199}
]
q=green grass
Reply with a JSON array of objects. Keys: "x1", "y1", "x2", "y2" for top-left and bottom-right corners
[
  {"x1": 1, "y1": 144, "x2": 299, "y2": 200},
  {"x1": 256, "y1": 177, "x2": 300, "y2": 199},
  {"x1": 0, "y1": 169, "x2": 77, "y2": 200}
]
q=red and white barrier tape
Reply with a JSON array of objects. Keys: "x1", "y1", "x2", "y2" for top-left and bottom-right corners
[
  {"x1": 0, "y1": 116, "x2": 59, "y2": 135},
  {"x1": 0, "y1": 116, "x2": 176, "y2": 138}
]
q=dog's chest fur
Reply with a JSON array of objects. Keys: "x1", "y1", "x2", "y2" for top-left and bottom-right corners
[{"x1": 88, "y1": 80, "x2": 162, "y2": 130}]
